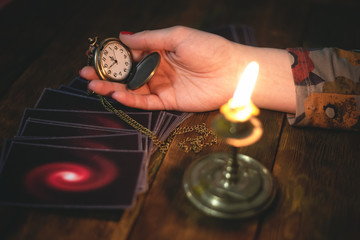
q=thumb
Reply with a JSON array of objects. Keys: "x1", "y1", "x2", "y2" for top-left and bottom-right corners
[{"x1": 119, "y1": 26, "x2": 190, "y2": 52}]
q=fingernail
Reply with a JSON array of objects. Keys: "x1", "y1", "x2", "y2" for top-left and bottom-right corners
[
  {"x1": 120, "y1": 31, "x2": 134, "y2": 35},
  {"x1": 88, "y1": 81, "x2": 96, "y2": 90}
]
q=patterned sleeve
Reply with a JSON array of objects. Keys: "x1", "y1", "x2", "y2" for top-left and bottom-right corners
[{"x1": 286, "y1": 48, "x2": 360, "y2": 131}]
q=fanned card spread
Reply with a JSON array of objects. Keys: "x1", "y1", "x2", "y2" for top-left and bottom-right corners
[
  {"x1": 0, "y1": 25, "x2": 256, "y2": 209},
  {"x1": 0, "y1": 75, "x2": 190, "y2": 209}
]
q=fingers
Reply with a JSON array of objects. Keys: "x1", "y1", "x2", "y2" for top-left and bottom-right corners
[
  {"x1": 87, "y1": 80, "x2": 125, "y2": 96},
  {"x1": 84, "y1": 75, "x2": 166, "y2": 111},
  {"x1": 129, "y1": 49, "x2": 148, "y2": 63},
  {"x1": 119, "y1": 26, "x2": 191, "y2": 52},
  {"x1": 112, "y1": 90, "x2": 166, "y2": 111},
  {"x1": 79, "y1": 66, "x2": 99, "y2": 80}
]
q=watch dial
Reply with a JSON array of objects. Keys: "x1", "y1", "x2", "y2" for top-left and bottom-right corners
[{"x1": 100, "y1": 41, "x2": 132, "y2": 81}]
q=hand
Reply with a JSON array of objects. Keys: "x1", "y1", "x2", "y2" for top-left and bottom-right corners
[
  {"x1": 80, "y1": 26, "x2": 295, "y2": 113},
  {"x1": 80, "y1": 26, "x2": 247, "y2": 112}
]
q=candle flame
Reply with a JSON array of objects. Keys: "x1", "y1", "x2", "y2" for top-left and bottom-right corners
[
  {"x1": 220, "y1": 61, "x2": 260, "y2": 122},
  {"x1": 230, "y1": 61, "x2": 259, "y2": 108}
]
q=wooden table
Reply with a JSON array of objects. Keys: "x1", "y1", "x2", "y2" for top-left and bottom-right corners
[{"x1": 0, "y1": 0, "x2": 359, "y2": 239}]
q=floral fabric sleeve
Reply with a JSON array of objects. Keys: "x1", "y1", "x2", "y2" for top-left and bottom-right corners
[{"x1": 286, "y1": 48, "x2": 360, "y2": 130}]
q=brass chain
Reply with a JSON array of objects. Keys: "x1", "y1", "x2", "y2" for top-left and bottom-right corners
[
  {"x1": 96, "y1": 94, "x2": 217, "y2": 153},
  {"x1": 86, "y1": 37, "x2": 217, "y2": 153},
  {"x1": 176, "y1": 123, "x2": 218, "y2": 153},
  {"x1": 98, "y1": 95, "x2": 169, "y2": 152}
]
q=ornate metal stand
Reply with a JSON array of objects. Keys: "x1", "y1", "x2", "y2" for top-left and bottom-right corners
[{"x1": 183, "y1": 114, "x2": 276, "y2": 218}]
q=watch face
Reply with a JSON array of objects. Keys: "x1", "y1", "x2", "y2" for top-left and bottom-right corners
[{"x1": 95, "y1": 39, "x2": 133, "y2": 82}]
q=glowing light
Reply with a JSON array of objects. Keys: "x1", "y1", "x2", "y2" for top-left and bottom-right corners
[
  {"x1": 56, "y1": 171, "x2": 86, "y2": 182},
  {"x1": 230, "y1": 61, "x2": 259, "y2": 108},
  {"x1": 221, "y1": 61, "x2": 260, "y2": 122},
  {"x1": 25, "y1": 156, "x2": 118, "y2": 199},
  {"x1": 46, "y1": 164, "x2": 92, "y2": 190}
]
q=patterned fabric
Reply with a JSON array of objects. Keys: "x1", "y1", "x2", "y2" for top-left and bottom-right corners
[{"x1": 287, "y1": 48, "x2": 360, "y2": 130}]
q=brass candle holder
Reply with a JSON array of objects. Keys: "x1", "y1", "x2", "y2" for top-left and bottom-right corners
[{"x1": 183, "y1": 62, "x2": 276, "y2": 218}]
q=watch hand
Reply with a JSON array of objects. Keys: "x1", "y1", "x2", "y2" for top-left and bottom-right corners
[
  {"x1": 109, "y1": 61, "x2": 116, "y2": 69},
  {"x1": 109, "y1": 55, "x2": 118, "y2": 65},
  {"x1": 112, "y1": 49, "x2": 118, "y2": 61}
]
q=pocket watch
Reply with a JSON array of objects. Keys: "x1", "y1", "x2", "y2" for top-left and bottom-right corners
[{"x1": 87, "y1": 36, "x2": 160, "y2": 90}]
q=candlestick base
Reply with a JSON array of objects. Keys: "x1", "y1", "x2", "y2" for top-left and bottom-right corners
[{"x1": 183, "y1": 152, "x2": 276, "y2": 219}]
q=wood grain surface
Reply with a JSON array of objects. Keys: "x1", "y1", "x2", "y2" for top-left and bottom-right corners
[{"x1": 0, "y1": 0, "x2": 359, "y2": 239}]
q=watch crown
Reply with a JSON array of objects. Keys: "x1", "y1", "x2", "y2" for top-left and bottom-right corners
[
  {"x1": 88, "y1": 36, "x2": 98, "y2": 46},
  {"x1": 87, "y1": 36, "x2": 99, "y2": 66}
]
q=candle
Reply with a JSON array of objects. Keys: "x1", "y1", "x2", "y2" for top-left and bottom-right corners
[{"x1": 221, "y1": 61, "x2": 260, "y2": 122}]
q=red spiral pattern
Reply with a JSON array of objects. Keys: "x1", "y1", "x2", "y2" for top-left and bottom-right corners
[{"x1": 24, "y1": 156, "x2": 118, "y2": 199}]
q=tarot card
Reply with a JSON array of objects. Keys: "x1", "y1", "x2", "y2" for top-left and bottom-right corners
[
  {"x1": 35, "y1": 87, "x2": 168, "y2": 130},
  {"x1": 157, "y1": 113, "x2": 177, "y2": 141},
  {"x1": 58, "y1": 85, "x2": 89, "y2": 96},
  {"x1": 1, "y1": 133, "x2": 143, "y2": 163},
  {"x1": 17, "y1": 108, "x2": 152, "y2": 136},
  {"x1": 5, "y1": 135, "x2": 148, "y2": 193},
  {"x1": 65, "y1": 76, "x2": 171, "y2": 130},
  {"x1": 0, "y1": 139, "x2": 11, "y2": 168},
  {"x1": 12, "y1": 133, "x2": 144, "y2": 151},
  {"x1": 67, "y1": 76, "x2": 89, "y2": 92},
  {"x1": 0, "y1": 142, "x2": 145, "y2": 208},
  {"x1": 35, "y1": 88, "x2": 127, "y2": 112},
  {"x1": 161, "y1": 112, "x2": 192, "y2": 141},
  {"x1": 19, "y1": 118, "x2": 135, "y2": 137},
  {"x1": 15, "y1": 118, "x2": 150, "y2": 191}
]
